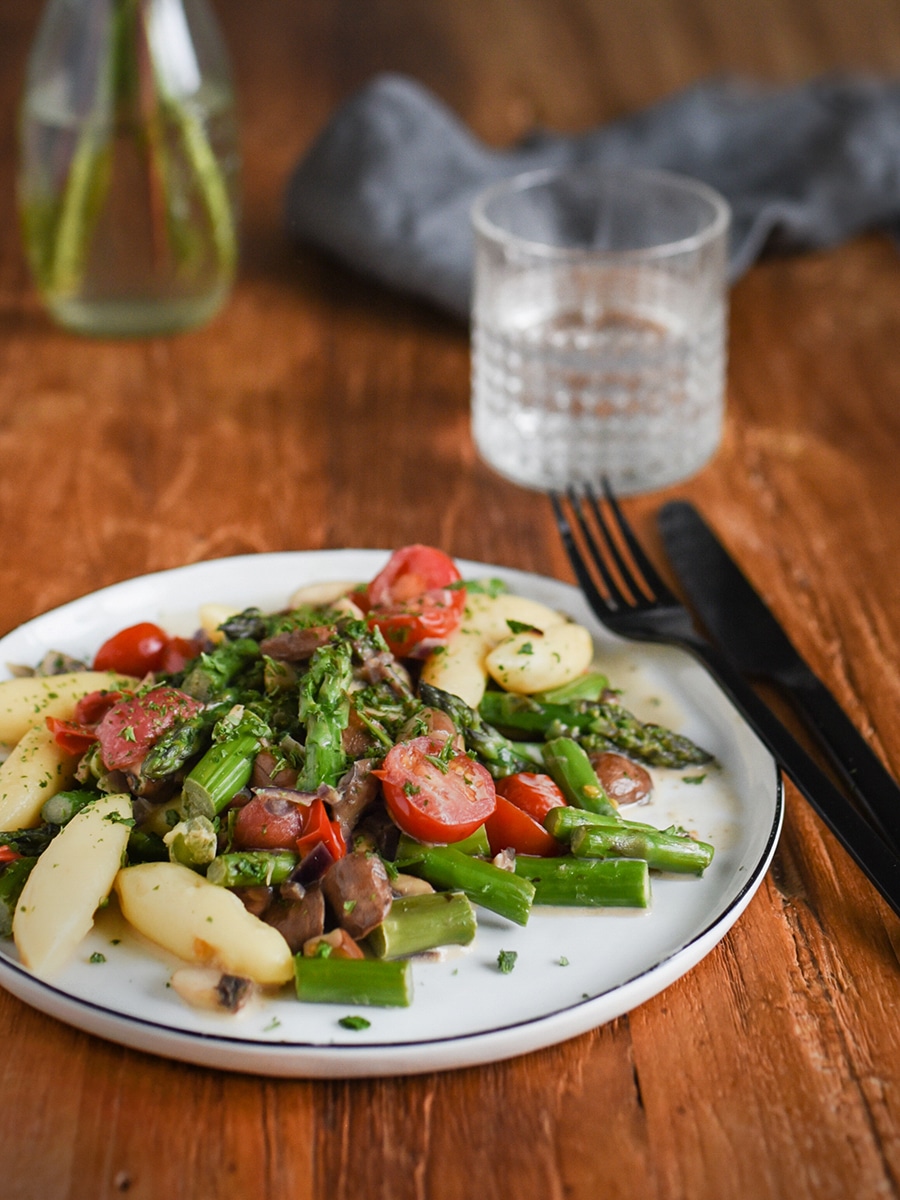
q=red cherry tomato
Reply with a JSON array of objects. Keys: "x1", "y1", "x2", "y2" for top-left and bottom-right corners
[
  {"x1": 296, "y1": 797, "x2": 346, "y2": 861},
  {"x1": 375, "y1": 734, "x2": 496, "y2": 844},
  {"x1": 47, "y1": 688, "x2": 126, "y2": 754},
  {"x1": 485, "y1": 795, "x2": 564, "y2": 857},
  {"x1": 363, "y1": 545, "x2": 466, "y2": 658},
  {"x1": 159, "y1": 636, "x2": 203, "y2": 674},
  {"x1": 95, "y1": 686, "x2": 203, "y2": 770},
  {"x1": 93, "y1": 623, "x2": 169, "y2": 676},
  {"x1": 0, "y1": 845, "x2": 21, "y2": 864},
  {"x1": 367, "y1": 545, "x2": 462, "y2": 606},
  {"x1": 74, "y1": 689, "x2": 125, "y2": 726},
  {"x1": 496, "y1": 773, "x2": 568, "y2": 825},
  {"x1": 45, "y1": 716, "x2": 99, "y2": 756},
  {"x1": 233, "y1": 794, "x2": 308, "y2": 851}
]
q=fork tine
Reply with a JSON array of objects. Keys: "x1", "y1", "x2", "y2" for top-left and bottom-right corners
[
  {"x1": 564, "y1": 486, "x2": 631, "y2": 607},
  {"x1": 581, "y1": 485, "x2": 645, "y2": 604},
  {"x1": 597, "y1": 479, "x2": 679, "y2": 605},
  {"x1": 549, "y1": 491, "x2": 614, "y2": 615}
]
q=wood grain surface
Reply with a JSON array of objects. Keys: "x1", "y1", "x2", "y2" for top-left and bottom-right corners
[{"x1": 2, "y1": 1, "x2": 900, "y2": 1197}]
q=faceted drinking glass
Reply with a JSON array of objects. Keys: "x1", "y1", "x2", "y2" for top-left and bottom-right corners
[{"x1": 471, "y1": 166, "x2": 731, "y2": 495}]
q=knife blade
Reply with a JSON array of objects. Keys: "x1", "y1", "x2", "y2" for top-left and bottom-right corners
[{"x1": 658, "y1": 499, "x2": 900, "y2": 855}]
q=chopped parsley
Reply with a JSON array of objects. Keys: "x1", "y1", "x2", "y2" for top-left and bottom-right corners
[
  {"x1": 339, "y1": 1015, "x2": 371, "y2": 1031},
  {"x1": 497, "y1": 949, "x2": 518, "y2": 974},
  {"x1": 506, "y1": 619, "x2": 540, "y2": 635}
]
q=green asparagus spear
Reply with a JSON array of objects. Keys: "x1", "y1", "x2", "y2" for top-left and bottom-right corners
[
  {"x1": 478, "y1": 691, "x2": 577, "y2": 735},
  {"x1": 296, "y1": 641, "x2": 352, "y2": 790},
  {"x1": 141, "y1": 709, "x2": 218, "y2": 780},
  {"x1": 398, "y1": 841, "x2": 535, "y2": 926},
  {"x1": 532, "y1": 672, "x2": 610, "y2": 703},
  {"x1": 165, "y1": 816, "x2": 218, "y2": 870},
  {"x1": 294, "y1": 956, "x2": 413, "y2": 1007},
  {"x1": 543, "y1": 805, "x2": 654, "y2": 841},
  {"x1": 367, "y1": 892, "x2": 477, "y2": 959},
  {"x1": 206, "y1": 849, "x2": 298, "y2": 889},
  {"x1": 577, "y1": 714, "x2": 713, "y2": 768},
  {"x1": 40, "y1": 789, "x2": 95, "y2": 826},
  {"x1": 181, "y1": 638, "x2": 260, "y2": 703},
  {"x1": 449, "y1": 826, "x2": 492, "y2": 857},
  {"x1": 542, "y1": 737, "x2": 619, "y2": 817},
  {"x1": 570, "y1": 824, "x2": 714, "y2": 875},
  {"x1": 182, "y1": 733, "x2": 260, "y2": 819},
  {"x1": 0, "y1": 857, "x2": 37, "y2": 938},
  {"x1": 478, "y1": 691, "x2": 712, "y2": 768},
  {"x1": 418, "y1": 682, "x2": 531, "y2": 778},
  {"x1": 514, "y1": 856, "x2": 651, "y2": 908}
]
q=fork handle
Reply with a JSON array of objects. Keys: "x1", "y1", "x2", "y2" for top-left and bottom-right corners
[{"x1": 681, "y1": 634, "x2": 900, "y2": 919}]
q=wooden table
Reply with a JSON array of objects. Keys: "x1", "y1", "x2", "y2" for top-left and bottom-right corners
[{"x1": 2, "y1": 2, "x2": 900, "y2": 1196}]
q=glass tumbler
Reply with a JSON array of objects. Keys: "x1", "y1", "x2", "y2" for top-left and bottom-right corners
[
  {"x1": 470, "y1": 166, "x2": 731, "y2": 495},
  {"x1": 18, "y1": 0, "x2": 240, "y2": 337}
]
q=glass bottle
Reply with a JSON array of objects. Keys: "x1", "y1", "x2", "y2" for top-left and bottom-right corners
[{"x1": 18, "y1": 0, "x2": 240, "y2": 337}]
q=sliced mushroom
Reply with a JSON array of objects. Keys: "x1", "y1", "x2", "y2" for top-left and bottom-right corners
[
  {"x1": 330, "y1": 759, "x2": 379, "y2": 839},
  {"x1": 259, "y1": 625, "x2": 334, "y2": 662},
  {"x1": 321, "y1": 851, "x2": 393, "y2": 939},
  {"x1": 251, "y1": 750, "x2": 299, "y2": 790},
  {"x1": 262, "y1": 884, "x2": 326, "y2": 953},
  {"x1": 590, "y1": 752, "x2": 653, "y2": 807}
]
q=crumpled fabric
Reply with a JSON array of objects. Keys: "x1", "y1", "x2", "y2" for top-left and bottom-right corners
[{"x1": 284, "y1": 72, "x2": 900, "y2": 320}]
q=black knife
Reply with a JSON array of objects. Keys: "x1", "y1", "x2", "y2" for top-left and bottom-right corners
[{"x1": 658, "y1": 499, "x2": 900, "y2": 855}]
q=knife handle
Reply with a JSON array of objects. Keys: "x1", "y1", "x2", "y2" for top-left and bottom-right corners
[
  {"x1": 788, "y1": 676, "x2": 900, "y2": 855},
  {"x1": 680, "y1": 635, "x2": 900, "y2": 919}
]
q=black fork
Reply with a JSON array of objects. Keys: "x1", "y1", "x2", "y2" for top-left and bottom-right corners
[
  {"x1": 549, "y1": 482, "x2": 900, "y2": 918},
  {"x1": 550, "y1": 481, "x2": 696, "y2": 644}
]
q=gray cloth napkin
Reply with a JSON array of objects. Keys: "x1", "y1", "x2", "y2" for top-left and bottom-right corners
[{"x1": 284, "y1": 72, "x2": 900, "y2": 320}]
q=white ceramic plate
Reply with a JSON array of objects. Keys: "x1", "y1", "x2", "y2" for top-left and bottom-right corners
[{"x1": 0, "y1": 551, "x2": 781, "y2": 1077}]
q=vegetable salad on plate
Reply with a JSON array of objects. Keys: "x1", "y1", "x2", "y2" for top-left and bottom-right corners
[{"x1": 0, "y1": 545, "x2": 715, "y2": 1014}]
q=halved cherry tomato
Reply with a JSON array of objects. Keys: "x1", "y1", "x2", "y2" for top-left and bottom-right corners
[
  {"x1": 46, "y1": 716, "x2": 99, "y2": 756},
  {"x1": 367, "y1": 545, "x2": 462, "y2": 606},
  {"x1": 374, "y1": 734, "x2": 496, "y2": 843},
  {"x1": 233, "y1": 794, "x2": 308, "y2": 851},
  {"x1": 296, "y1": 797, "x2": 346, "y2": 861},
  {"x1": 95, "y1": 686, "x2": 204, "y2": 770},
  {"x1": 74, "y1": 689, "x2": 125, "y2": 726},
  {"x1": 496, "y1": 773, "x2": 568, "y2": 825},
  {"x1": 93, "y1": 623, "x2": 169, "y2": 676},
  {"x1": 0, "y1": 845, "x2": 21, "y2": 864},
  {"x1": 47, "y1": 688, "x2": 125, "y2": 754},
  {"x1": 485, "y1": 794, "x2": 564, "y2": 857},
  {"x1": 362, "y1": 545, "x2": 466, "y2": 658},
  {"x1": 159, "y1": 636, "x2": 203, "y2": 675},
  {"x1": 93, "y1": 623, "x2": 202, "y2": 678}
]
